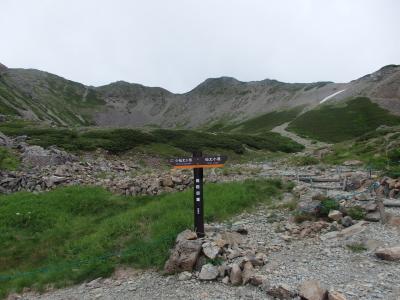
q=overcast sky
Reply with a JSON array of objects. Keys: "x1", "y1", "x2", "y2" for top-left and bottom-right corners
[{"x1": 1, "y1": 0, "x2": 399, "y2": 93}]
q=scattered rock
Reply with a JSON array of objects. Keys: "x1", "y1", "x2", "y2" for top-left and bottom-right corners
[
  {"x1": 265, "y1": 283, "x2": 296, "y2": 299},
  {"x1": 229, "y1": 263, "x2": 242, "y2": 286},
  {"x1": 241, "y1": 261, "x2": 254, "y2": 284},
  {"x1": 299, "y1": 280, "x2": 328, "y2": 300},
  {"x1": 249, "y1": 275, "x2": 265, "y2": 286},
  {"x1": 222, "y1": 276, "x2": 230, "y2": 285},
  {"x1": 176, "y1": 230, "x2": 197, "y2": 243},
  {"x1": 198, "y1": 264, "x2": 219, "y2": 281},
  {"x1": 178, "y1": 271, "x2": 192, "y2": 281},
  {"x1": 164, "y1": 238, "x2": 202, "y2": 274},
  {"x1": 328, "y1": 210, "x2": 343, "y2": 221},
  {"x1": 375, "y1": 246, "x2": 400, "y2": 261},
  {"x1": 22, "y1": 145, "x2": 77, "y2": 167},
  {"x1": 364, "y1": 212, "x2": 381, "y2": 222},
  {"x1": 341, "y1": 216, "x2": 353, "y2": 227},
  {"x1": 328, "y1": 291, "x2": 347, "y2": 300},
  {"x1": 202, "y1": 242, "x2": 220, "y2": 259},
  {"x1": 219, "y1": 232, "x2": 243, "y2": 245},
  {"x1": 384, "y1": 200, "x2": 400, "y2": 207}
]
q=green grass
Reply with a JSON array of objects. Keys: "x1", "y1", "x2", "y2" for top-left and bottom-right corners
[
  {"x1": 346, "y1": 243, "x2": 368, "y2": 253},
  {"x1": 288, "y1": 97, "x2": 400, "y2": 142},
  {"x1": 0, "y1": 122, "x2": 304, "y2": 155},
  {"x1": 347, "y1": 206, "x2": 365, "y2": 220},
  {"x1": 133, "y1": 143, "x2": 187, "y2": 158},
  {"x1": 322, "y1": 126, "x2": 400, "y2": 177},
  {"x1": 0, "y1": 179, "x2": 286, "y2": 298},
  {"x1": 0, "y1": 147, "x2": 19, "y2": 171},
  {"x1": 319, "y1": 199, "x2": 340, "y2": 217},
  {"x1": 207, "y1": 107, "x2": 303, "y2": 133},
  {"x1": 288, "y1": 155, "x2": 319, "y2": 166}
]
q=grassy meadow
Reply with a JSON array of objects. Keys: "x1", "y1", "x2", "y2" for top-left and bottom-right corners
[{"x1": 0, "y1": 179, "x2": 289, "y2": 298}]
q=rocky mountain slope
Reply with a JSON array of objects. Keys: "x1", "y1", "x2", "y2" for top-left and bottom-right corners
[{"x1": 0, "y1": 63, "x2": 399, "y2": 128}]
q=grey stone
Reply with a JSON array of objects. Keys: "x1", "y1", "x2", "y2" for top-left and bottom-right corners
[
  {"x1": 328, "y1": 210, "x2": 343, "y2": 221},
  {"x1": 178, "y1": 271, "x2": 192, "y2": 281},
  {"x1": 341, "y1": 216, "x2": 353, "y2": 227},
  {"x1": 365, "y1": 212, "x2": 381, "y2": 222},
  {"x1": 198, "y1": 264, "x2": 219, "y2": 281},
  {"x1": 229, "y1": 263, "x2": 242, "y2": 286},
  {"x1": 265, "y1": 283, "x2": 296, "y2": 299},
  {"x1": 242, "y1": 261, "x2": 254, "y2": 284},
  {"x1": 176, "y1": 229, "x2": 197, "y2": 243},
  {"x1": 202, "y1": 242, "x2": 220, "y2": 259},
  {"x1": 299, "y1": 280, "x2": 328, "y2": 300},
  {"x1": 375, "y1": 246, "x2": 400, "y2": 261},
  {"x1": 328, "y1": 291, "x2": 348, "y2": 300},
  {"x1": 164, "y1": 239, "x2": 202, "y2": 274}
]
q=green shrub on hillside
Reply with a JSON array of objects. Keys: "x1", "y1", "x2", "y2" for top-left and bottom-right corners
[
  {"x1": 152, "y1": 129, "x2": 245, "y2": 154},
  {"x1": 0, "y1": 121, "x2": 304, "y2": 155},
  {"x1": 288, "y1": 97, "x2": 400, "y2": 142},
  {"x1": 232, "y1": 108, "x2": 302, "y2": 133}
]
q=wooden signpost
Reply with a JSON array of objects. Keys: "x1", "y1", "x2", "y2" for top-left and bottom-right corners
[{"x1": 169, "y1": 151, "x2": 227, "y2": 237}]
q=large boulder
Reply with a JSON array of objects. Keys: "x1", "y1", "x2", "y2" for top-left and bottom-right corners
[{"x1": 164, "y1": 231, "x2": 202, "y2": 274}]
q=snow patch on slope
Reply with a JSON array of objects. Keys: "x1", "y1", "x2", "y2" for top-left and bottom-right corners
[{"x1": 320, "y1": 89, "x2": 346, "y2": 104}]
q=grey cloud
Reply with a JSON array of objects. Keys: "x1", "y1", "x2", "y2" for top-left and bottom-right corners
[{"x1": 1, "y1": 0, "x2": 399, "y2": 93}]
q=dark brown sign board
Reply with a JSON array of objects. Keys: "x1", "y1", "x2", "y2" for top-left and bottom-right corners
[{"x1": 168, "y1": 152, "x2": 227, "y2": 237}]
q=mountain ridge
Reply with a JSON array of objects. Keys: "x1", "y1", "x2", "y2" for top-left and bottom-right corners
[{"x1": 0, "y1": 63, "x2": 399, "y2": 128}]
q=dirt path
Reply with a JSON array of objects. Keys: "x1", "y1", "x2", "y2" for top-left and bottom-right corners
[{"x1": 271, "y1": 122, "x2": 329, "y2": 150}]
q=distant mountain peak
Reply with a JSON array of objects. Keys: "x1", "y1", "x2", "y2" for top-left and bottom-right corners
[
  {"x1": 188, "y1": 76, "x2": 243, "y2": 94},
  {"x1": 0, "y1": 62, "x2": 8, "y2": 72}
]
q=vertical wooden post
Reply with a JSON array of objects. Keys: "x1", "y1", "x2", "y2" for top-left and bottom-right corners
[{"x1": 193, "y1": 151, "x2": 204, "y2": 237}]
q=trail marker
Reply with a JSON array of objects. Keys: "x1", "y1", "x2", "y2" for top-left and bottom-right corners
[{"x1": 169, "y1": 151, "x2": 227, "y2": 237}]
